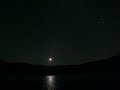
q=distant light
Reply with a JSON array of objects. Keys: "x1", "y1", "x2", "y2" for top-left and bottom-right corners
[{"x1": 49, "y1": 58, "x2": 52, "y2": 61}]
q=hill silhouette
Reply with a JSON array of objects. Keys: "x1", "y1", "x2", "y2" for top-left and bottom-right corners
[
  {"x1": 0, "y1": 55, "x2": 118, "y2": 76},
  {"x1": 0, "y1": 55, "x2": 119, "y2": 85}
]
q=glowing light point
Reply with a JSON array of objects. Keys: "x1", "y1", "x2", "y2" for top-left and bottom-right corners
[{"x1": 49, "y1": 58, "x2": 52, "y2": 61}]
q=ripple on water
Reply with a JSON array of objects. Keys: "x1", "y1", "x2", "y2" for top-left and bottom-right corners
[{"x1": 43, "y1": 76, "x2": 57, "y2": 90}]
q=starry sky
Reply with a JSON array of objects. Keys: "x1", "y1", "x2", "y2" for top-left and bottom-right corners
[{"x1": 0, "y1": 0, "x2": 119, "y2": 65}]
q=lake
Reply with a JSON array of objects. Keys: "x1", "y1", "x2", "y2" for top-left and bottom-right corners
[{"x1": 3, "y1": 74, "x2": 113, "y2": 90}]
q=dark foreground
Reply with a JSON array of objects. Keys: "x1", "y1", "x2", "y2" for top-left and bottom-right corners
[
  {"x1": 0, "y1": 75, "x2": 113, "y2": 90},
  {"x1": 0, "y1": 56, "x2": 119, "y2": 90}
]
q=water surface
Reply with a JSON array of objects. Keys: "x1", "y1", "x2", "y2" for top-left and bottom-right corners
[{"x1": 2, "y1": 74, "x2": 113, "y2": 90}]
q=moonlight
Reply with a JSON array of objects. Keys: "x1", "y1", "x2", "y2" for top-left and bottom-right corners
[{"x1": 49, "y1": 58, "x2": 52, "y2": 62}]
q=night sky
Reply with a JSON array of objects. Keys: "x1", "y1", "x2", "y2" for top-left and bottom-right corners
[{"x1": 0, "y1": 0, "x2": 119, "y2": 65}]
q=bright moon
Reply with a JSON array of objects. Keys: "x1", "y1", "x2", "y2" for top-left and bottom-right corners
[{"x1": 49, "y1": 58, "x2": 52, "y2": 61}]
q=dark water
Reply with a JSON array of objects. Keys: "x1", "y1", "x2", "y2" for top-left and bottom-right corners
[
  {"x1": 42, "y1": 75, "x2": 112, "y2": 90},
  {"x1": 2, "y1": 74, "x2": 114, "y2": 90}
]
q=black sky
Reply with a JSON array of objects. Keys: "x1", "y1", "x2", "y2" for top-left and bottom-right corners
[{"x1": 0, "y1": 0, "x2": 119, "y2": 65}]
